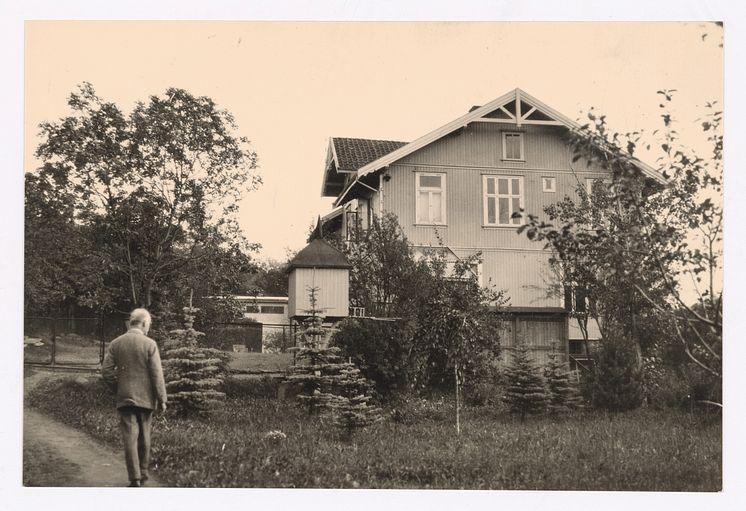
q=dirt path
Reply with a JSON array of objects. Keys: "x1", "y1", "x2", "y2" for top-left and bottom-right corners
[{"x1": 23, "y1": 369, "x2": 162, "y2": 488}]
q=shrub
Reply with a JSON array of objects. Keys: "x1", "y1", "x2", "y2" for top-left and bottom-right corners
[
  {"x1": 502, "y1": 342, "x2": 548, "y2": 420},
  {"x1": 162, "y1": 306, "x2": 230, "y2": 417},
  {"x1": 331, "y1": 317, "x2": 414, "y2": 396},
  {"x1": 544, "y1": 350, "x2": 584, "y2": 414},
  {"x1": 326, "y1": 364, "x2": 382, "y2": 439},
  {"x1": 590, "y1": 334, "x2": 643, "y2": 412}
]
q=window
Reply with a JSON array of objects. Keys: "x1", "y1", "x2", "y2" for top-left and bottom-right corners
[
  {"x1": 244, "y1": 304, "x2": 260, "y2": 313},
  {"x1": 502, "y1": 132, "x2": 524, "y2": 160},
  {"x1": 542, "y1": 176, "x2": 556, "y2": 193},
  {"x1": 260, "y1": 305, "x2": 285, "y2": 314},
  {"x1": 483, "y1": 175, "x2": 523, "y2": 226},
  {"x1": 415, "y1": 172, "x2": 446, "y2": 224},
  {"x1": 564, "y1": 284, "x2": 591, "y2": 314}
]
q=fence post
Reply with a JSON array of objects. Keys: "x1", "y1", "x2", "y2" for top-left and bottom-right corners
[
  {"x1": 51, "y1": 318, "x2": 57, "y2": 365},
  {"x1": 99, "y1": 314, "x2": 106, "y2": 364}
]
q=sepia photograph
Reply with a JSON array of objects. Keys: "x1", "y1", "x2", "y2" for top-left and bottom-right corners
[{"x1": 4, "y1": 4, "x2": 739, "y2": 508}]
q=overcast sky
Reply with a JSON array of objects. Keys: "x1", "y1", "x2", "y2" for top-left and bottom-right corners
[{"x1": 25, "y1": 21, "x2": 723, "y2": 262}]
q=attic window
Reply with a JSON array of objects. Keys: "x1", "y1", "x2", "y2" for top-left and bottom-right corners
[{"x1": 502, "y1": 132, "x2": 524, "y2": 161}]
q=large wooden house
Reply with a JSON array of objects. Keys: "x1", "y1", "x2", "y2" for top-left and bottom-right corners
[{"x1": 318, "y1": 88, "x2": 664, "y2": 364}]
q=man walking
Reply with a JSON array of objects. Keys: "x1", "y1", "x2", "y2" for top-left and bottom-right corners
[{"x1": 102, "y1": 308, "x2": 167, "y2": 487}]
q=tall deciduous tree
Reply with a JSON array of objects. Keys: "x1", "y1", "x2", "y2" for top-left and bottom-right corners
[
  {"x1": 28, "y1": 83, "x2": 260, "y2": 313},
  {"x1": 519, "y1": 91, "x2": 722, "y2": 405}
]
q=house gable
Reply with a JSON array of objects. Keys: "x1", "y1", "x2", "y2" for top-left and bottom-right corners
[{"x1": 350, "y1": 88, "x2": 664, "y2": 185}]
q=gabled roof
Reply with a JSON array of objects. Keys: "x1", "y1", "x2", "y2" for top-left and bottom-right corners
[
  {"x1": 287, "y1": 238, "x2": 352, "y2": 271},
  {"x1": 332, "y1": 137, "x2": 407, "y2": 172},
  {"x1": 349, "y1": 88, "x2": 665, "y2": 184}
]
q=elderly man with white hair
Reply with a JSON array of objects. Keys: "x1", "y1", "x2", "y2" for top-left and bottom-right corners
[{"x1": 102, "y1": 308, "x2": 167, "y2": 487}]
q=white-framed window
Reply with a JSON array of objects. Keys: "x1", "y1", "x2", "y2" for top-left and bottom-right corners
[
  {"x1": 502, "y1": 132, "x2": 524, "y2": 161},
  {"x1": 483, "y1": 175, "x2": 524, "y2": 227},
  {"x1": 542, "y1": 176, "x2": 556, "y2": 193},
  {"x1": 415, "y1": 172, "x2": 446, "y2": 225}
]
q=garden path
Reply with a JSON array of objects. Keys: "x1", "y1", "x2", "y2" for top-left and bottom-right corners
[{"x1": 23, "y1": 369, "x2": 162, "y2": 488}]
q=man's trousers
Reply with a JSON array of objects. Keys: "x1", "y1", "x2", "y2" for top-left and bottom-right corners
[{"x1": 117, "y1": 405, "x2": 153, "y2": 482}]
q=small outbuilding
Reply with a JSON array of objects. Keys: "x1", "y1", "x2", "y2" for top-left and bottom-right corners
[{"x1": 287, "y1": 238, "x2": 352, "y2": 321}]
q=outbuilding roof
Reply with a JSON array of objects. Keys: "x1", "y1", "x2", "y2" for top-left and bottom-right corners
[{"x1": 287, "y1": 238, "x2": 352, "y2": 271}]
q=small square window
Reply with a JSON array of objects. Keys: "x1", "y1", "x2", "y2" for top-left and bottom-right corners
[{"x1": 542, "y1": 177, "x2": 556, "y2": 193}]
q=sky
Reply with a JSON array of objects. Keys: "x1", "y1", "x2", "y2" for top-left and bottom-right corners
[{"x1": 25, "y1": 21, "x2": 723, "y2": 262}]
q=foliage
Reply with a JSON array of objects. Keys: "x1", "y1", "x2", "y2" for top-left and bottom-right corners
[
  {"x1": 331, "y1": 317, "x2": 415, "y2": 396},
  {"x1": 243, "y1": 258, "x2": 291, "y2": 296},
  {"x1": 501, "y1": 342, "x2": 548, "y2": 420},
  {"x1": 326, "y1": 364, "x2": 382, "y2": 439},
  {"x1": 284, "y1": 287, "x2": 346, "y2": 414},
  {"x1": 333, "y1": 213, "x2": 507, "y2": 394},
  {"x1": 28, "y1": 374, "x2": 721, "y2": 490},
  {"x1": 161, "y1": 306, "x2": 230, "y2": 416},
  {"x1": 518, "y1": 91, "x2": 722, "y2": 405},
  {"x1": 27, "y1": 83, "x2": 260, "y2": 314},
  {"x1": 590, "y1": 333, "x2": 644, "y2": 412},
  {"x1": 194, "y1": 295, "x2": 245, "y2": 329},
  {"x1": 544, "y1": 349, "x2": 584, "y2": 414},
  {"x1": 24, "y1": 173, "x2": 111, "y2": 315}
]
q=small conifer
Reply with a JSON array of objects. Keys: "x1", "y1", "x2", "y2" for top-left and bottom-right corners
[
  {"x1": 502, "y1": 341, "x2": 548, "y2": 420},
  {"x1": 162, "y1": 305, "x2": 230, "y2": 417},
  {"x1": 544, "y1": 348, "x2": 584, "y2": 414}
]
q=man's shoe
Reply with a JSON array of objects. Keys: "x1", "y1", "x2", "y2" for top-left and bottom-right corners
[
  {"x1": 128, "y1": 479, "x2": 141, "y2": 487},
  {"x1": 140, "y1": 475, "x2": 149, "y2": 486}
]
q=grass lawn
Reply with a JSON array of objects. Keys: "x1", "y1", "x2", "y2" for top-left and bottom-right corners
[
  {"x1": 26, "y1": 375, "x2": 721, "y2": 490},
  {"x1": 228, "y1": 352, "x2": 293, "y2": 372}
]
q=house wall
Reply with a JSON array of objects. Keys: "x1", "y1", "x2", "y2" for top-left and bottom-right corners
[
  {"x1": 376, "y1": 121, "x2": 610, "y2": 308},
  {"x1": 288, "y1": 268, "x2": 349, "y2": 318}
]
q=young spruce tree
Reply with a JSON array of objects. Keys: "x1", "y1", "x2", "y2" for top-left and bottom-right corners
[
  {"x1": 285, "y1": 287, "x2": 346, "y2": 414},
  {"x1": 327, "y1": 363, "x2": 382, "y2": 439},
  {"x1": 286, "y1": 287, "x2": 380, "y2": 436},
  {"x1": 162, "y1": 305, "x2": 230, "y2": 417},
  {"x1": 590, "y1": 334, "x2": 644, "y2": 412},
  {"x1": 502, "y1": 341, "x2": 548, "y2": 420},
  {"x1": 544, "y1": 348, "x2": 584, "y2": 414}
]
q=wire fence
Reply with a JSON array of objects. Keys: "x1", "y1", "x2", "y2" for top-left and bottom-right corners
[
  {"x1": 24, "y1": 316, "x2": 128, "y2": 366},
  {"x1": 24, "y1": 316, "x2": 307, "y2": 367}
]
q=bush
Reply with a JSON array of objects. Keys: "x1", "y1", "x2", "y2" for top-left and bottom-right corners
[
  {"x1": 501, "y1": 342, "x2": 548, "y2": 420},
  {"x1": 331, "y1": 317, "x2": 414, "y2": 396},
  {"x1": 162, "y1": 306, "x2": 231, "y2": 417},
  {"x1": 590, "y1": 335, "x2": 643, "y2": 412}
]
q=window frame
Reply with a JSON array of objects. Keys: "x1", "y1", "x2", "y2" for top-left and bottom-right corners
[
  {"x1": 501, "y1": 131, "x2": 525, "y2": 161},
  {"x1": 414, "y1": 171, "x2": 447, "y2": 225},
  {"x1": 542, "y1": 176, "x2": 557, "y2": 193},
  {"x1": 482, "y1": 174, "x2": 525, "y2": 227}
]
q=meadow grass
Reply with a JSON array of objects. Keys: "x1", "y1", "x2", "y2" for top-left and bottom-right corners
[{"x1": 26, "y1": 375, "x2": 720, "y2": 490}]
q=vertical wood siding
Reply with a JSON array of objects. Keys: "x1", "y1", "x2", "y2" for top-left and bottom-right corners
[
  {"x1": 288, "y1": 268, "x2": 349, "y2": 318},
  {"x1": 497, "y1": 315, "x2": 568, "y2": 368},
  {"x1": 379, "y1": 122, "x2": 610, "y2": 308}
]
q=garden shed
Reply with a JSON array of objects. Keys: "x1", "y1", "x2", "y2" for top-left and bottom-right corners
[{"x1": 287, "y1": 238, "x2": 351, "y2": 321}]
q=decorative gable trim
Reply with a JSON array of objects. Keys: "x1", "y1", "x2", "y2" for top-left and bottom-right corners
[{"x1": 353, "y1": 88, "x2": 665, "y2": 184}]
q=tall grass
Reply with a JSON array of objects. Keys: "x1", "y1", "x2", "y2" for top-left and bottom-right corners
[{"x1": 26, "y1": 375, "x2": 720, "y2": 490}]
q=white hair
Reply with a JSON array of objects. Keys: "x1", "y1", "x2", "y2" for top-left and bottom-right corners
[{"x1": 129, "y1": 308, "x2": 152, "y2": 330}]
